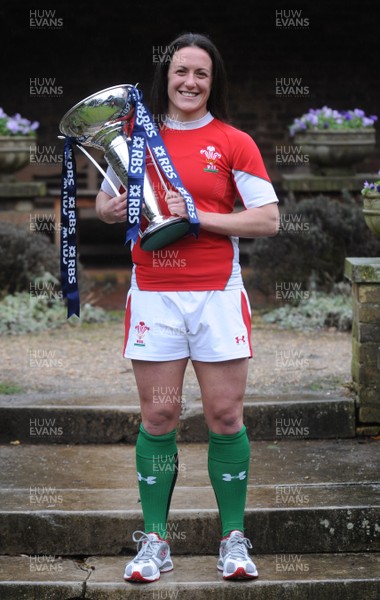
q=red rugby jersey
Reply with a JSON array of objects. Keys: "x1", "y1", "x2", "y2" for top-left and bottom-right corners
[{"x1": 102, "y1": 114, "x2": 278, "y2": 291}]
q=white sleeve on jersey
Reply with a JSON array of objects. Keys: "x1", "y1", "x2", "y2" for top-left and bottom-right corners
[
  {"x1": 100, "y1": 166, "x2": 122, "y2": 197},
  {"x1": 232, "y1": 170, "x2": 279, "y2": 209}
]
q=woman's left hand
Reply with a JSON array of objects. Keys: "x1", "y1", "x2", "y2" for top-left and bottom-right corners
[{"x1": 165, "y1": 190, "x2": 189, "y2": 219}]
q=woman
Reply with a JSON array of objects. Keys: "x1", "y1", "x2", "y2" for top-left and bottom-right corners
[{"x1": 96, "y1": 32, "x2": 279, "y2": 583}]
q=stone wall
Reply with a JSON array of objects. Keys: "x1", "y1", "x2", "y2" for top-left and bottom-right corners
[{"x1": 345, "y1": 258, "x2": 380, "y2": 432}]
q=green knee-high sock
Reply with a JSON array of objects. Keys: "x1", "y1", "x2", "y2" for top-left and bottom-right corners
[
  {"x1": 208, "y1": 426, "x2": 250, "y2": 537},
  {"x1": 136, "y1": 424, "x2": 178, "y2": 539}
]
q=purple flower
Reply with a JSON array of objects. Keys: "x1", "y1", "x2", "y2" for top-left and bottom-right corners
[
  {"x1": 305, "y1": 113, "x2": 318, "y2": 126},
  {"x1": 354, "y1": 108, "x2": 365, "y2": 118},
  {"x1": 0, "y1": 107, "x2": 39, "y2": 135},
  {"x1": 6, "y1": 118, "x2": 20, "y2": 134},
  {"x1": 289, "y1": 106, "x2": 378, "y2": 136},
  {"x1": 362, "y1": 171, "x2": 380, "y2": 195},
  {"x1": 342, "y1": 111, "x2": 353, "y2": 121}
]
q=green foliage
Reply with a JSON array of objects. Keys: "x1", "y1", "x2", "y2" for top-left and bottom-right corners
[
  {"x1": 0, "y1": 222, "x2": 113, "y2": 335},
  {"x1": 0, "y1": 221, "x2": 91, "y2": 298},
  {"x1": 0, "y1": 222, "x2": 62, "y2": 297},
  {"x1": 0, "y1": 292, "x2": 110, "y2": 336},
  {"x1": 0, "y1": 382, "x2": 24, "y2": 394},
  {"x1": 250, "y1": 195, "x2": 380, "y2": 296},
  {"x1": 262, "y1": 287, "x2": 353, "y2": 331}
]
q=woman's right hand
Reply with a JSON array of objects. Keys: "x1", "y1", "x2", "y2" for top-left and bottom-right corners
[{"x1": 95, "y1": 190, "x2": 127, "y2": 224}]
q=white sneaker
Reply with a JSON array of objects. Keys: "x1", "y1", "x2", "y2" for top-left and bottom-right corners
[
  {"x1": 124, "y1": 530, "x2": 173, "y2": 583},
  {"x1": 217, "y1": 530, "x2": 259, "y2": 580}
]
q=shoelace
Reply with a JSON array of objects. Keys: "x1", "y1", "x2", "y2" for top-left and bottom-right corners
[
  {"x1": 226, "y1": 534, "x2": 253, "y2": 560},
  {"x1": 132, "y1": 530, "x2": 161, "y2": 562}
]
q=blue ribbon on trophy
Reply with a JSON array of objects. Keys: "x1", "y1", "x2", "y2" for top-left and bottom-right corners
[
  {"x1": 125, "y1": 90, "x2": 148, "y2": 244},
  {"x1": 125, "y1": 86, "x2": 200, "y2": 245},
  {"x1": 60, "y1": 137, "x2": 80, "y2": 318}
]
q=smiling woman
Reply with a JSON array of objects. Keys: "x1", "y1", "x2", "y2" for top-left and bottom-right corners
[
  {"x1": 166, "y1": 46, "x2": 213, "y2": 122},
  {"x1": 95, "y1": 31, "x2": 279, "y2": 585}
]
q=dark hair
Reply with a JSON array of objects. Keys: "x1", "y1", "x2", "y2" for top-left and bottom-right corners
[{"x1": 150, "y1": 32, "x2": 230, "y2": 123}]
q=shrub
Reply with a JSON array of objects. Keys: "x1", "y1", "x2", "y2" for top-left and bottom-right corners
[
  {"x1": 249, "y1": 195, "x2": 380, "y2": 296},
  {"x1": 0, "y1": 292, "x2": 110, "y2": 335},
  {"x1": 0, "y1": 222, "x2": 61, "y2": 296},
  {"x1": 262, "y1": 285, "x2": 353, "y2": 331},
  {"x1": 0, "y1": 222, "x2": 90, "y2": 298}
]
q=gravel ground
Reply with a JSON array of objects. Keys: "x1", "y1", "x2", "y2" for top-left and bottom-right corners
[{"x1": 0, "y1": 316, "x2": 353, "y2": 400}]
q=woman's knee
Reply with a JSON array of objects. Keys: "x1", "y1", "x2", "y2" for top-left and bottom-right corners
[
  {"x1": 141, "y1": 404, "x2": 181, "y2": 435},
  {"x1": 206, "y1": 405, "x2": 244, "y2": 434}
]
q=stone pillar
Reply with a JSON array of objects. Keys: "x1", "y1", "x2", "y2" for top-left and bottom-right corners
[{"x1": 344, "y1": 258, "x2": 380, "y2": 435}]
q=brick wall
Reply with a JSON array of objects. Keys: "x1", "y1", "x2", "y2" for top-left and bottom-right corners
[{"x1": 2, "y1": 0, "x2": 379, "y2": 190}]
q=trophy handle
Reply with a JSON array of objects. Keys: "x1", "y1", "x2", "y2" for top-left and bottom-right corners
[{"x1": 58, "y1": 135, "x2": 120, "y2": 196}]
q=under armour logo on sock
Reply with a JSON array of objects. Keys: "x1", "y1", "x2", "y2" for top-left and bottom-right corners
[
  {"x1": 222, "y1": 471, "x2": 247, "y2": 481},
  {"x1": 137, "y1": 472, "x2": 157, "y2": 485}
]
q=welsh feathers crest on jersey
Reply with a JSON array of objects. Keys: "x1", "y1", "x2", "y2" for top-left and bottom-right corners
[{"x1": 200, "y1": 145, "x2": 222, "y2": 173}]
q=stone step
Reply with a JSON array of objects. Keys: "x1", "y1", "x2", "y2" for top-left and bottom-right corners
[
  {"x1": 0, "y1": 553, "x2": 379, "y2": 600},
  {"x1": 0, "y1": 391, "x2": 356, "y2": 443},
  {"x1": 0, "y1": 439, "x2": 378, "y2": 555}
]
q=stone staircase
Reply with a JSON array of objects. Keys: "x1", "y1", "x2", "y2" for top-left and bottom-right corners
[{"x1": 0, "y1": 386, "x2": 379, "y2": 598}]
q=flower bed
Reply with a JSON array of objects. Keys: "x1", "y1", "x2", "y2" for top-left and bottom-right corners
[{"x1": 289, "y1": 106, "x2": 377, "y2": 137}]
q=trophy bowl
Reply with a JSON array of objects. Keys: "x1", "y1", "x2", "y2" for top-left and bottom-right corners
[
  {"x1": 59, "y1": 84, "x2": 135, "y2": 146},
  {"x1": 59, "y1": 84, "x2": 190, "y2": 251}
]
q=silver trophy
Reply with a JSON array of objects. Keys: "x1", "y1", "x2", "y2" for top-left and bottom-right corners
[{"x1": 58, "y1": 84, "x2": 190, "y2": 251}]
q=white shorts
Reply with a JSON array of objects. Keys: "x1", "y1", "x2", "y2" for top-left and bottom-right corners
[{"x1": 123, "y1": 289, "x2": 253, "y2": 362}]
